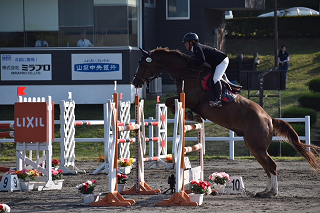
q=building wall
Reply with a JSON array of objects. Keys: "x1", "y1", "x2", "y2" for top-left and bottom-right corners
[
  {"x1": 155, "y1": 0, "x2": 204, "y2": 51},
  {"x1": 143, "y1": 6, "x2": 157, "y2": 50}
]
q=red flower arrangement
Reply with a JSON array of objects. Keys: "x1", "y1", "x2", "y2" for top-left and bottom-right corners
[
  {"x1": 52, "y1": 169, "x2": 63, "y2": 180},
  {"x1": 76, "y1": 180, "x2": 97, "y2": 194},
  {"x1": 0, "y1": 203, "x2": 10, "y2": 212},
  {"x1": 117, "y1": 173, "x2": 128, "y2": 184},
  {"x1": 188, "y1": 180, "x2": 211, "y2": 194},
  {"x1": 52, "y1": 159, "x2": 60, "y2": 167}
]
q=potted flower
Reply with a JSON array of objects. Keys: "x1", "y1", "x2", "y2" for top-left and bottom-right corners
[
  {"x1": 76, "y1": 180, "x2": 99, "y2": 205},
  {"x1": 76, "y1": 180, "x2": 97, "y2": 194},
  {"x1": 15, "y1": 169, "x2": 40, "y2": 191},
  {"x1": 165, "y1": 154, "x2": 173, "y2": 163},
  {"x1": 118, "y1": 158, "x2": 133, "y2": 174},
  {"x1": 97, "y1": 156, "x2": 105, "y2": 162},
  {"x1": 0, "y1": 203, "x2": 11, "y2": 212},
  {"x1": 52, "y1": 169, "x2": 63, "y2": 180},
  {"x1": 52, "y1": 159, "x2": 60, "y2": 169},
  {"x1": 165, "y1": 154, "x2": 174, "y2": 169},
  {"x1": 52, "y1": 169, "x2": 64, "y2": 189},
  {"x1": 208, "y1": 172, "x2": 230, "y2": 194},
  {"x1": 117, "y1": 173, "x2": 128, "y2": 192},
  {"x1": 15, "y1": 169, "x2": 39, "y2": 181},
  {"x1": 188, "y1": 180, "x2": 211, "y2": 195},
  {"x1": 187, "y1": 180, "x2": 211, "y2": 205}
]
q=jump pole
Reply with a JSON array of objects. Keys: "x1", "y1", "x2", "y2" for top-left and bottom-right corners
[
  {"x1": 0, "y1": 123, "x2": 14, "y2": 181},
  {"x1": 157, "y1": 82, "x2": 201, "y2": 206},
  {"x1": 121, "y1": 89, "x2": 161, "y2": 195},
  {"x1": 0, "y1": 123, "x2": 14, "y2": 138},
  {"x1": 90, "y1": 82, "x2": 135, "y2": 206}
]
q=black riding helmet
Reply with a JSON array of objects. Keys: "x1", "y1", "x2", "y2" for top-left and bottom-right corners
[{"x1": 181, "y1": 32, "x2": 199, "y2": 43}]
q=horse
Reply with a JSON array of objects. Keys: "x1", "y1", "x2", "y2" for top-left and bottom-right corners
[{"x1": 132, "y1": 47, "x2": 320, "y2": 198}]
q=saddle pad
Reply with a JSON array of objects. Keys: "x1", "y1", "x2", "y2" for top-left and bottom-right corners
[{"x1": 201, "y1": 73, "x2": 238, "y2": 103}]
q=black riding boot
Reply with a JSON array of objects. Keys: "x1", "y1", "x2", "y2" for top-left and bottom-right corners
[{"x1": 209, "y1": 81, "x2": 222, "y2": 107}]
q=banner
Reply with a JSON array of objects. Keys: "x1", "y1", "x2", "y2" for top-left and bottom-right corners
[
  {"x1": 1, "y1": 54, "x2": 52, "y2": 81},
  {"x1": 71, "y1": 53, "x2": 122, "y2": 80}
]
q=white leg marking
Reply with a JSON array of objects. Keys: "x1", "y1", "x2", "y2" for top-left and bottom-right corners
[{"x1": 270, "y1": 173, "x2": 278, "y2": 195}]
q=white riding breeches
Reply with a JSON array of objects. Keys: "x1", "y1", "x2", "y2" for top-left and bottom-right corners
[{"x1": 213, "y1": 57, "x2": 229, "y2": 83}]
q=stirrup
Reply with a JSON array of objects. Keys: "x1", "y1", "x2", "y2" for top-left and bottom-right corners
[{"x1": 209, "y1": 100, "x2": 222, "y2": 107}]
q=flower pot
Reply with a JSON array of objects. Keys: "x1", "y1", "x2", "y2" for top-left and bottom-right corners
[
  {"x1": 214, "y1": 184, "x2": 226, "y2": 194},
  {"x1": 119, "y1": 166, "x2": 131, "y2": 174},
  {"x1": 82, "y1": 193, "x2": 100, "y2": 205},
  {"x1": 20, "y1": 181, "x2": 36, "y2": 192},
  {"x1": 188, "y1": 193, "x2": 204, "y2": 205},
  {"x1": 53, "y1": 179, "x2": 64, "y2": 189},
  {"x1": 118, "y1": 184, "x2": 125, "y2": 192}
]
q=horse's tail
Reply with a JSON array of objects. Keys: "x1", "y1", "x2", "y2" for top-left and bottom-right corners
[{"x1": 272, "y1": 118, "x2": 320, "y2": 172}]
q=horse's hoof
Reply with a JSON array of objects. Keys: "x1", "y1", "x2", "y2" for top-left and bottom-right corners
[
  {"x1": 193, "y1": 115, "x2": 203, "y2": 123},
  {"x1": 254, "y1": 191, "x2": 276, "y2": 198}
]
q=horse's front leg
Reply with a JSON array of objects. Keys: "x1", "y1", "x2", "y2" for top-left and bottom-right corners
[
  {"x1": 185, "y1": 110, "x2": 203, "y2": 123},
  {"x1": 165, "y1": 96, "x2": 178, "y2": 114},
  {"x1": 165, "y1": 96, "x2": 203, "y2": 123}
]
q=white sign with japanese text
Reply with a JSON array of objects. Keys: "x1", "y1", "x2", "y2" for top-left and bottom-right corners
[
  {"x1": 71, "y1": 53, "x2": 122, "y2": 80},
  {"x1": 1, "y1": 54, "x2": 52, "y2": 81}
]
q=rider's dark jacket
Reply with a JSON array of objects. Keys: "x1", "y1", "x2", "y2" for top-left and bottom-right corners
[{"x1": 189, "y1": 43, "x2": 227, "y2": 69}]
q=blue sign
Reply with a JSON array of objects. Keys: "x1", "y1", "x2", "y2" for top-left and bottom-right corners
[{"x1": 74, "y1": 63, "x2": 119, "y2": 72}]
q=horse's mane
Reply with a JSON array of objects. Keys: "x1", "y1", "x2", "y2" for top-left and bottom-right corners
[
  {"x1": 150, "y1": 47, "x2": 210, "y2": 73},
  {"x1": 151, "y1": 47, "x2": 196, "y2": 62}
]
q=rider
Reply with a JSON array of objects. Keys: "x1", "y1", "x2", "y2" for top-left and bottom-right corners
[{"x1": 182, "y1": 32, "x2": 229, "y2": 107}]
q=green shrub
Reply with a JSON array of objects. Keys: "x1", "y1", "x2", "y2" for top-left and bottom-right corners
[
  {"x1": 268, "y1": 141, "x2": 297, "y2": 157},
  {"x1": 281, "y1": 142, "x2": 297, "y2": 157},
  {"x1": 290, "y1": 123, "x2": 306, "y2": 136},
  {"x1": 226, "y1": 16, "x2": 320, "y2": 37},
  {"x1": 282, "y1": 106, "x2": 317, "y2": 126},
  {"x1": 298, "y1": 92, "x2": 320, "y2": 111},
  {"x1": 268, "y1": 142, "x2": 280, "y2": 156},
  {"x1": 308, "y1": 78, "x2": 320, "y2": 92}
]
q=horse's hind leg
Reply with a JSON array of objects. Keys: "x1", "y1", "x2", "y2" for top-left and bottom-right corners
[{"x1": 244, "y1": 137, "x2": 278, "y2": 197}]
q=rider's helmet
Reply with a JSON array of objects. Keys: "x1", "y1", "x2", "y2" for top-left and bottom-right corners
[{"x1": 181, "y1": 32, "x2": 199, "y2": 43}]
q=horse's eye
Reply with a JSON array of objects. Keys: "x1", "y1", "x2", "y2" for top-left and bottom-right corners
[{"x1": 146, "y1": 57, "x2": 152, "y2": 63}]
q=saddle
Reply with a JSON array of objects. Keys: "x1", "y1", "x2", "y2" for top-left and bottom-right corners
[{"x1": 201, "y1": 73, "x2": 241, "y2": 103}]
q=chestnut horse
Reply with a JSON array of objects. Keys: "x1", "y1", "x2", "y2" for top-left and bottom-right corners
[{"x1": 132, "y1": 47, "x2": 320, "y2": 197}]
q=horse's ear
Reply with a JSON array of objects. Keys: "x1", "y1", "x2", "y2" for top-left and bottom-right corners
[{"x1": 139, "y1": 47, "x2": 150, "y2": 56}]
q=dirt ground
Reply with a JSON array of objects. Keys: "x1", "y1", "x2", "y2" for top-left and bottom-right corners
[{"x1": 1, "y1": 159, "x2": 320, "y2": 213}]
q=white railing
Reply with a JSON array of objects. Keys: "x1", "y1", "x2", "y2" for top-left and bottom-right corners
[{"x1": 167, "y1": 116, "x2": 310, "y2": 160}]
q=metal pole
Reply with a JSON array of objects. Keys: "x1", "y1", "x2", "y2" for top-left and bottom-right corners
[
  {"x1": 259, "y1": 74, "x2": 264, "y2": 108},
  {"x1": 278, "y1": 90, "x2": 281, "y2": 118},
  {"x1": 274, "y1": 0, "x2": 279, "y2": 69}
]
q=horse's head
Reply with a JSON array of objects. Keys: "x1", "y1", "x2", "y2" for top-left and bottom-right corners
[{"x1": 132, "y1": 48, "x2": 159, "y2": 88}]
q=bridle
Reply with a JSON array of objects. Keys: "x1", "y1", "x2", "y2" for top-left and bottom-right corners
[{"x1": 133, "y1": 54, "x2": 159, "y2": 85}]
